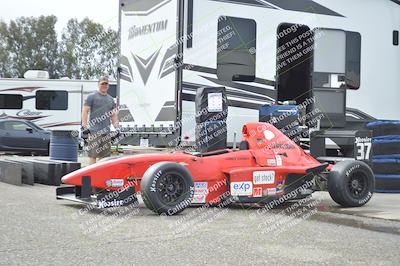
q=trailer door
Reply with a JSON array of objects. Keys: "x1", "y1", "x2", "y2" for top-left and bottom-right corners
[
  {"x1": 119, "y1": 0, "x2": 179, "y2": 129},
  {"x1": 311, "y1": 28, "x2": 347, "y2": 128}
]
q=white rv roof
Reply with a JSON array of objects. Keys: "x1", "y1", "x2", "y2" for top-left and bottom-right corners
[{"x1": 0, "y1": 77, "x2": 116, "y2": 83}]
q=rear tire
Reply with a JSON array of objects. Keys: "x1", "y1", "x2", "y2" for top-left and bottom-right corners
[
  {"x1": 140, "y1": 162, "x2": 194, "y2": 215},
  {"x1": 328, "y1": 160, "x2": 374, "y2": 207}
]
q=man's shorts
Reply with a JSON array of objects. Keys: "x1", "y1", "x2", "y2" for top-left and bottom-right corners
[{"x1": 87, "y1": 132, "x2": 112, "y2": 159}]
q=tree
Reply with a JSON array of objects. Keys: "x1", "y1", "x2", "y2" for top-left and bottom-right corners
[
  {"x1": 0, "y1": 16, "x2": 118, "y2": 80},
  {"x1": 59, "y1": 18, "x2": 119, "y2": 79},
  {"x1": 0, "y1": 16, "x2": 60, "y2": 78},
  {"x1": 0, "y1": 20, "x2": 11, "y2": 77}
]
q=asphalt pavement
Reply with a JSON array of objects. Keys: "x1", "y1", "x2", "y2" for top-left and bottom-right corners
[{"x1": 0, "y1": 182, "x2": 399, "y2": 266}]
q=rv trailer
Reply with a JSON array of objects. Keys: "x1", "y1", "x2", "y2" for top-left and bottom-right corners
[
  {"x1": 0, "y1": 77, "x2": 117, "y2": 131},
  {"x1": 118, "y1": 0, "x2": 400, "y2": 151}
]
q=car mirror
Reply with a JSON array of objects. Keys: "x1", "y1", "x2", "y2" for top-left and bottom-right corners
[{"x1": 26, "y1": 127, "x2": 33, "y2": 133}]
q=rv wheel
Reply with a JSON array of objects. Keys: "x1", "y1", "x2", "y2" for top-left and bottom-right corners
[
  {"x1": 328, "y1": 160, "x2": 374, "y2": 207},
  {"x1": 140, "y1": 162, "x2": 194, "y2": 215}
]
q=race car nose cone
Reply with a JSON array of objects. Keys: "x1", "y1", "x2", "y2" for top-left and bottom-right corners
[
  {"x1": 61, "y1": 171, "x2": 81, "y2": 185},
  {"x1": 61, "y1": 173, "x2": 72, "y2": 183}
]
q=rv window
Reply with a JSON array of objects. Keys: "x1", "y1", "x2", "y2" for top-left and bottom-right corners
[
  {"x1": 394, "y1": 31, "x2": 399, "y2": 46},
  {"x1": 108, "y1": 84, "x2": 117, "y2": 98},
  {"x1": 217, "y1": 16, "x2": 256, "y2": 82},
  {"x1": 345, "y1": 32, "x2": 361, "y2": 90},
  {"x1": 36, "y1": 90, "x2": 68, "y2": 110},
  {"x1": 0, "y1": 94, "x2": 23, "y2": 109}
]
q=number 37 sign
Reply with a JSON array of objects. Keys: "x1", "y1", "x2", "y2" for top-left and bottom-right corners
[{"x1": 354, "y1": 131, "x2": 373, "y2": 161}]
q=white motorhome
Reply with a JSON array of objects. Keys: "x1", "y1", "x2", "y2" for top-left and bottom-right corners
[
  {"x1": 118, "y1": 0, "x2": 400, "y2": 147},
  {"x1": 0, "y1": 75, "x2": 117, "y2": 131}
]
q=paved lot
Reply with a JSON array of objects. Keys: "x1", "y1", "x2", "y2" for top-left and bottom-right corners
[{"x1": 0, "y1": 182, "x2": 399, "y2": 266}]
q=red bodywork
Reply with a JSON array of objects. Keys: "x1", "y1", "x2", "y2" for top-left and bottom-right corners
[{"x1": 61, "y1": 122, "x2": 328, "y2": 203}]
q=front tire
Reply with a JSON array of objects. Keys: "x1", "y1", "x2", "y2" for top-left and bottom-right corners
[
  {"x1": 328, "y1": 160, "x2": 374, "y2": 207},
  {"x1": 140, "y1": 162, "x2": 194, "y2": 215}
]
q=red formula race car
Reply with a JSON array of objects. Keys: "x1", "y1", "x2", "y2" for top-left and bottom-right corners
[{"x1": 57, "y1": 122, "x2": 375, "y2": 215}]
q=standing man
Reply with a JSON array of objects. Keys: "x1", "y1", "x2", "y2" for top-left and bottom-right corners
[{"x1": 82, "y1": 76, "x2": 119, "y2": 164}]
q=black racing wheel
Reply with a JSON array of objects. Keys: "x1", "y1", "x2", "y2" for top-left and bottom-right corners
[
  {"x1": 328, "y1": 160, "x2": 374, "y2": 207},
  {"x1": 140, "y1": 162, "x2": 194, "y2": 215}
]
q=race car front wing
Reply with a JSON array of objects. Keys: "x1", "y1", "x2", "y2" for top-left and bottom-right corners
[{"x1": 56, "y1": 176, "x2": 137, "y2": 208}]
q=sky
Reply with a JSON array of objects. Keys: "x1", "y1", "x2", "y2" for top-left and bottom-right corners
[{"x1": 0, "y1": 0, "x2": 119, "y2": 35}]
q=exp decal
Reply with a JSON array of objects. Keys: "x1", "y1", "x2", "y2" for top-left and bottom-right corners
[{"x1": 230, "y1": 181, "x2": 253, "y2": 196}]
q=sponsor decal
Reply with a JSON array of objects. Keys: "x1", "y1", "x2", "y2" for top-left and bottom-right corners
[
  {"x1": 276, "y1": 181, "x2": 284, "y2": 194},
  {"x1": 192, "y1": 182, "x2": 208, "y2": 204},
  {"x1": 230, "y1": 181, "x2": 253, "y2": 196},
  {"x1": 105, "y1": 179, "x2": 125, "y2": 188},
  {"x1": 355, "y1": 137, "x2": 372, "y2": 144},
  {"x1": 253, "y1": 187, "x2": 262, "y2": 197},
  {"x1": 358, "y1": 191, "x2": 372, "y2": 205},
  {"x1": 346, "y1": 164, "x2": 360, "y2": 177},
  {"x1": 267, "y1": 188, "x2": 277, "y2": 196},
  {"x1": 225, "y1": 157, "x2": 249, "y2": 161},
  {"x1": 192, "y1": 194, "x2": 206, "y2": 204},
  {"x1": 97, "y1": 199, "x2": 124, "y2": 208},
  {"x1": 128, "y1": 20, "x2": 168, "y2": 40},
  {"x1": 275, "y1": 155, "x2": 282, "y2": 166},
  {"x1": 262, "y1": 188, "x2": 277, "y2": 197},
  {"x1": 269, "y1": 143, "x2": 295, "y2": 149},
  {"x1": 267, "y1": 159, "x2": 277, "y2": 166},
  {"x1": 194, "y1": 182, "x2": 208, "y2": 190},
  {"x1": 276, "y1": 181, "x2": 284, "y2": 190},
  {"x1": 253, "y1": 171, "x2": 275, "y2": 185},
  {"x1": 355, "y1": 136, "x2": 372, "y2": 160},
  {"x1": 150, "y1": 170, "x2": 163, "y2": 192},
  {"x1": 207, "y1": 93, "x2": 223, "y2": 112}
]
